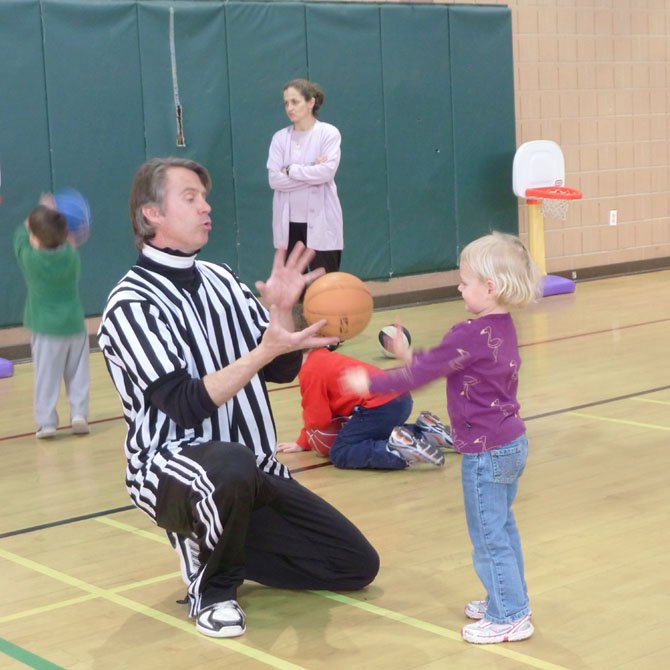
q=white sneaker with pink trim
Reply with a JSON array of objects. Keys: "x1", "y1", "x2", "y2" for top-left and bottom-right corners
[
  {"x1": 464, "y1": 599, "x2": 487, "y2": 620},
  {"x1": 461, "y1": 614, "x2": 534, "y2": 644}
]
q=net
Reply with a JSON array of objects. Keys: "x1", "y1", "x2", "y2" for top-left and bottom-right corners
[
  {"x1": 541, "y1": 197, "x2": 570, "y2": 221},
  {"x1": 526, "y1": 186, "x2": 582, "y2": 221}
]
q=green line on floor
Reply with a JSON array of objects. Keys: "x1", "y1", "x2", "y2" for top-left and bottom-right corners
[{"x1": 0, "y1": 638, "x2": 65, "y2": 670}]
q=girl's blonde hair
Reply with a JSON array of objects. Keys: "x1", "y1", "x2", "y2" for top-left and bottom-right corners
[{"x1": 459, "y1": 231, "x2": 542, "y2": 308}]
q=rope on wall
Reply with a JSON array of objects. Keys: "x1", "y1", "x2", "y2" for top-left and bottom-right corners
[{"x1": 169, "y1": 7, "x2": 186, "y2": 147}]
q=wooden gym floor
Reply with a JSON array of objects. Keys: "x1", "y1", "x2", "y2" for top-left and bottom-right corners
[{"x1": 1, "y1": 270, "x2": 669, "y2": 669}]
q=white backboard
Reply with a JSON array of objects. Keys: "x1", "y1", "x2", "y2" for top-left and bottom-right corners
[{"x1": 512, "y1": 140, "x2": 565, "y2": 198}]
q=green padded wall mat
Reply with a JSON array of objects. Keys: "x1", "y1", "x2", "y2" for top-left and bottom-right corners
[
  {"x1": 225, "y1": 1, "x2": 308, "y2": 280},
  {"x1": 306, "y1": 4, "x2": 390, "y2": 279},
  {"x1": 138, "y1": 3, "x2": 238, "y2": 270},
  {"x1": 449, "y1": 5, "x2": 518, "y2": 242},
  {"x1": 381, "y1": 4, "x2": 456, "y2": 275},
  {"x1": 0, "y1": 0, "x2": 53, "y2": 323}
]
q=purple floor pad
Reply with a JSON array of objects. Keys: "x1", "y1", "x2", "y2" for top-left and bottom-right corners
[{"x1": 542, "y1": 275, "x2": 576, "y2": 297}]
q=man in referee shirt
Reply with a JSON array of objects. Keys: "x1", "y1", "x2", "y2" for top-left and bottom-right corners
[{"x1": 98, "y1": 157, "x2": 379, "y2": 638}]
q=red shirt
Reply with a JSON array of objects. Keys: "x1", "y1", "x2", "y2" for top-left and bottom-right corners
[{"x1": 296, "y1": 348, "x2": 400, "y2": 449}]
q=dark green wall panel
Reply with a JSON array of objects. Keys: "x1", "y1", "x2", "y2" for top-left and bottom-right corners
[
  {"x1": 226, "y1": 2, "x2": 308, "y2": 285},
  {"x1": 0, "y1": 0, "x2": 52, "y2": 323},
  {"x1": 306, "y1": 4, "x2": 389, "y2": 278},
  {"x1": 42, "y1": 1, "x2": 146, "y2": 307},
  {"x1": 449, "y1": 6, "x2": 517, "y2": 245},
  {"x1": 138, "y1": 3, "x2": 238, "y2": 272},
  {"x1": 381, "y1": 5, "x2": 456, "y2": 275}
]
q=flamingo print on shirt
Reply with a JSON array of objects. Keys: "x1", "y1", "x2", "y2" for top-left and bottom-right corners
[
  {"x1": 491, "y1": 397, "x2": 519, "y2": 416},
  {"x1": 480, "y1": 326, "x2": 502, "y2": 362},
  {"x1": 472, "y1": 435, "x2": 488, "y2": 450},
  {"x1": 449, "y1": 348, "x2": 471, "y2": 372},
  {"x1": 508, "y1": 359, "x2": 519, "y2": 389},
  {"x1": 461, "y1": 375, "x2": 480, "y2": 400}
]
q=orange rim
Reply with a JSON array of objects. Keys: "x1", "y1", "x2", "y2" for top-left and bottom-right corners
[{"x1": 525, "y1": 186, "x2": 582, "y2": 200}]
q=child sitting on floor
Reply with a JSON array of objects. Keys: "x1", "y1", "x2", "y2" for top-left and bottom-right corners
[{"x1": 277, "y1": 347, "x2": 452, "y2": 468}]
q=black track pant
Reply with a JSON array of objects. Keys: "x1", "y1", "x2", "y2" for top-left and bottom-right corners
[{"x1": 155, "y1": 442, "x2": 379, "y2": 613}]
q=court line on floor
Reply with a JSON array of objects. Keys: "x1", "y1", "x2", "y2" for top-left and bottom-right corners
[
  {"x1": 4, "y1": 384, "x2": 668, "y2": 541},
  {"x1": 524, "y1": 385, "x2": 670, "y2": 421},
  {"x1": 0, "y1": 638, "x2": 65, "y2": 670},
  {"x1": 569, "y1": 412, "x2": 670, "y2": 431},
  {"x1": 1, "y1": 523, "x2": 570, "y2": 670},
  {"x1": 2, "y1": 315, "x2": 666, "y2": 445},
  {"x1": 0, "y1": 506, "x2": 134, "y2": 539},
  {"x1": 315, "y1": 592, "x2": 571, "y2": 670},
  {"x1": 630, "y1": 396, "x2": 670, "y2": 405},
  {"x1": 96, "y1": 516, "x2": 169, "y2": 544},
  {"x1": 0, "y1": 547, "x2": 306, "y2": 670},
  {"x1": 1, "y1": 571, "x2": 180, "y2": 626},
  {"x1": 517, "y1": 317, "x2": 669, "y2": 348},
  {"x1": 0, "y1": 415, "x2": 125, "y2": 442},
  {"x1": 6, "y1": 561, "x2": 184, "y2": 626}
]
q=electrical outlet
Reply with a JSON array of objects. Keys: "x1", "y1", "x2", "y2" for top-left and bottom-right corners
[{"x1": 609, "y1": 210, "x2": 618, "y2": 226}]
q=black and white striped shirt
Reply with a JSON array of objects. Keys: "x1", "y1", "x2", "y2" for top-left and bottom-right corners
[{"x1": 98, "y1": 246, "x2": 296, "y2": 519}]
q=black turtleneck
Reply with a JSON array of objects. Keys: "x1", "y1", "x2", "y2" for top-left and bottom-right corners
[{"x1": 137, "y1": 245, "x2": 201, "y2": 293}]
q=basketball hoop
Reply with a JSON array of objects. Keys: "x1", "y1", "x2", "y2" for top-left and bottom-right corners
[{"x1": 525, "y1": 186, "x2": 582, "y2": 221}]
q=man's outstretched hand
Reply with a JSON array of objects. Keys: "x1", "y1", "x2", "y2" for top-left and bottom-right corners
[
  {"x1": 255, "y1": 242, "x2": 324, "y2": 313},
  {"x1": 259, "y1": 305, "x2": 338, "y2": 358}
]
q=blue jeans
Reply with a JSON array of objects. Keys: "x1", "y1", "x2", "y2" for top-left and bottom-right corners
[
  {"x1": 329, "y1": 394, "x2": 412, "y2": 470},
  {"x1": 461, "y1": 434, "x2": 530, "y2": 624}
]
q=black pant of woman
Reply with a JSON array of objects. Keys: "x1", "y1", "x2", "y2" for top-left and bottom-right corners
[{"x1": 288, "y1": 221, "x2": 341, "y2": 274}]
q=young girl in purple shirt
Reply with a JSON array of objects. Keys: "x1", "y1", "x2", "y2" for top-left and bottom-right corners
[{"x1": 344, "y1": 232, "x2": 541, "y2": 645}]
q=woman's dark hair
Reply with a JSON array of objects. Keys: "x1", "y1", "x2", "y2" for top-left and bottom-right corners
[{"x1": 283, "y1": 79, "x2": 325, "y2": 117}]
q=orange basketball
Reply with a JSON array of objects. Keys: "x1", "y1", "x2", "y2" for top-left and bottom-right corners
[{"x1": 303, "y1": 272, "x2": 373, "y2": 341}]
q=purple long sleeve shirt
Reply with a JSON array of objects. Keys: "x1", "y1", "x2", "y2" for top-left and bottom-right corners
[{"x1": 369, "y1": 313, "x2": 526, "y2": 453}]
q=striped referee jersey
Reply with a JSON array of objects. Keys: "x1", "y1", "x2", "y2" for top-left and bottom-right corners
[{"x1": 98, "y1": 247, "x2": 293, "y2": 521}]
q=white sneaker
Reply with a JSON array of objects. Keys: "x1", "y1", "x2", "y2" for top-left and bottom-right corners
[
  {"x1": 71, "y1": 417, "x2": 90, "y2": 435},
  {"x1": 196, "y1": 600, "x2": 246, "y2": 638},
  {"x1": 462, "y1": 614, "x2": 534, "y2": 644},
  {"x1": 36, "y1": 426, "x2": 57, "y2": 439},
  {"x1": 464, "y1": 599, "x2": 487, "y2": 620}
]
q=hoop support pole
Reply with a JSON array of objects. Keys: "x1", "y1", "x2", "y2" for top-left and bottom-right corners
[{"x1": 527, "y1": 202, "x2": 547, "y2": 275}]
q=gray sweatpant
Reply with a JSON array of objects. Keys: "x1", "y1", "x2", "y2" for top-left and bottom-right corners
[{"x1": 31, "y1": 332, "x2": 89, "y2": 429}]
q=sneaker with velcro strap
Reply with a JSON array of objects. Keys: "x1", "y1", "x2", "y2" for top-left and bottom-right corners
[
  {"x1": 415, "y1": 410, "x2": 454, "y2": 448},
  {"x1": 196, "y1": 600, "x2": 246, "y2": 638},
  {"x1": 387, "y1": 426, "x2": 445, "y2": 466},
  {"x1": 461, "y1": 613, "x2": 534, "y2": 644}
]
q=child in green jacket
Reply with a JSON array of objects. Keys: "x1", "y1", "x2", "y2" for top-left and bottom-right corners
[{"x1": 14, "y1": 199, "x2": 89, "y2": 438}]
